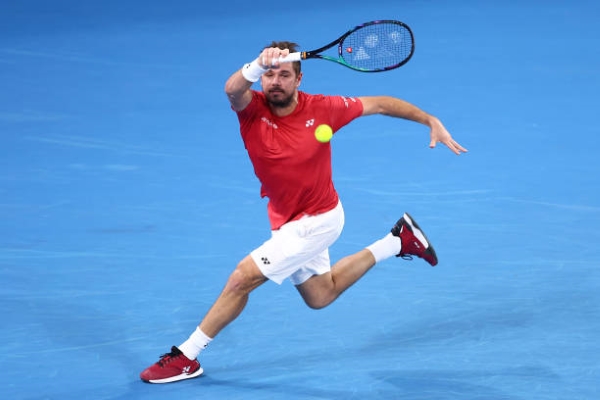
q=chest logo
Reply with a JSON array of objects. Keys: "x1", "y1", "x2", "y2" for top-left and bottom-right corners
[
  {"x1": 261, "y1": 116, "x2": 278, "y2": 129},
  {"x1": 305, "y1": 119, "x2": 315, "y2": 127}
]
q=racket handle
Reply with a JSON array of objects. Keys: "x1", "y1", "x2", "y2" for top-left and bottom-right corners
[{"x1": 277, "y1": 52, "x2": 302, "y2": 63}]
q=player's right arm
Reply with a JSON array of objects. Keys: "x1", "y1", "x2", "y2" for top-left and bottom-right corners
[
  {"x1": 225, "y1": 47, "x2": 291, "y2": 111},
  {"x1": 224, "y1": 69, "x2": 255, "y2": 111}
]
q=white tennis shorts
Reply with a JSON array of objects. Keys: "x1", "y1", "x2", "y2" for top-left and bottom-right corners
[{"x1": 250, "y1": 201, "x2": 345, "y2": 285}]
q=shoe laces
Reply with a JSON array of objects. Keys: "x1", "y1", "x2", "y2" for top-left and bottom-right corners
[{"x1": 157, "y1": 347, "x2": 182, "y2": 367}]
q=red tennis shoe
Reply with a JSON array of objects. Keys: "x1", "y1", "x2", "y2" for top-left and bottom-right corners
[
  {"x1": 391, "y1": 213, "x2": 438, "y2": 266},
  {"x1": 140, "y1": 346, "x2": 203, "y2": 384}
]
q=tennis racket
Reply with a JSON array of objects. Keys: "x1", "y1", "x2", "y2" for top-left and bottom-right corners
[{"x1": 278, "y1": 20, "x2": 415, "y2": 72}]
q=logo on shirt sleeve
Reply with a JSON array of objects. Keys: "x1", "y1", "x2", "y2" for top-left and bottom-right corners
[{"x1": 339, "y1": 96, "x2": 358, "y2": 108}]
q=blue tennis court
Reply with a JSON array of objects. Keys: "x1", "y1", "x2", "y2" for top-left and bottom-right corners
[{"x1": 1, "y1": 1, "x2": 599, "y2": 399}]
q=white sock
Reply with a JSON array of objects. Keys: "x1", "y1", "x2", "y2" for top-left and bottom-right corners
[
  {"x1": 178, "y1": 327, "x2": 213, "y2": 360},
  {"x1": 366, "y1": 232, "x2": 401, "y2": 264}
]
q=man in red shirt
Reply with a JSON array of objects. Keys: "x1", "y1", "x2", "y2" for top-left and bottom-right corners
[{"x1": 140, "y1": 41, "x2": 467, "y2": 383}]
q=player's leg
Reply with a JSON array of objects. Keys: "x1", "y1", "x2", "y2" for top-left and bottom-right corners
[
  {"x1": 140, "y1": 256, "x2": 267, "y2": 384},
  {"x1": 296, "y1": 212, "x2": 438, "y2": 309},
  {"x1": 295, "y1": 248, "x2": 376, "y2": 309},
  {"x1": 139, "y1": 203, "x2": 343, "y2": 384},
  {"x1": 199, "y1": 256, "x2": 268, "y2": 338}
]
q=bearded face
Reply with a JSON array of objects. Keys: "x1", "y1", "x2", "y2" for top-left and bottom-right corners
[{"x1": 261, "y1": 64, "x2": 301, "y2": 110}]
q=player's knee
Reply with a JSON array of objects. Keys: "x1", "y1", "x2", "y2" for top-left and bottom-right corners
[
  {"x1": 224, "y1": 267, "x2": 251, "y2": 294},
  {"x1": 305, "y1": 300, "x2": 327, "y2": 310},
  {"x1": 224, "y1": 260, "x2": 265, "y2": 295},
  {"x1": 303, "y1": 294, "x2": 334, "y2": 310}
]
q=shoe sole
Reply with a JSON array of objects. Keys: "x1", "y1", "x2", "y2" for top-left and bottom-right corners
[
  {"x1": 403, "y1": 213, "x2": 438, "y2": 266},
  {"x1": 142, "y1": 367, "x2": 204, "y2": 384}
]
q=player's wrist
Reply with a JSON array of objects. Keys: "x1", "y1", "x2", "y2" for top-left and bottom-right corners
[{"x1": 241, "y1": 59, "x2": 267, "y2": 83}]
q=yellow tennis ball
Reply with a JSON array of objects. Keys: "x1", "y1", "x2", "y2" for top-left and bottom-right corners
[{"x1": 315, "y1": 124, "x2": 333, "y2": 143}]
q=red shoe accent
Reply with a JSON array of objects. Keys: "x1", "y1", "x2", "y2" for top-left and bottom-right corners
[
  {"x1": 391, "y1": 213, "x2": 438, "y2": 266},
  {"x1": 140, "y1": 346, "x2": 203, "y2": 384}
]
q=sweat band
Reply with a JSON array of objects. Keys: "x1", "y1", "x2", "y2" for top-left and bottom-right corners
[{"x1": 241, "y1": 59, "x2": 267, "y2": 83}]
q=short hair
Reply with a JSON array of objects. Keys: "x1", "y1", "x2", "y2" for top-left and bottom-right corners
[{"x1": 263, "y1": 41, "x2": 301, "y2": 75}]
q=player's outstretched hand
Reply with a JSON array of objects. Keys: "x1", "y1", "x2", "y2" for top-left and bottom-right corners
[{"x1": 428, "y1": 117, "x2": 468, "y2": 155}]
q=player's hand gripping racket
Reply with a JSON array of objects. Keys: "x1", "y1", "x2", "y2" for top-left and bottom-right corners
[{"x1": 278, "y1": 20, "x2": 415, "y2": 72}]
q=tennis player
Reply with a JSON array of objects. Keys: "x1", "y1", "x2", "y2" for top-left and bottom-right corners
[{"x1": 140, "y1": 41, "x2": 467, "y2": 383}]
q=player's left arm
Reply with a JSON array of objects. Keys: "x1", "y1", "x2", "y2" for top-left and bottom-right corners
[{"x1": 358, "y1": 96, "x2": 468, "y2": 155}]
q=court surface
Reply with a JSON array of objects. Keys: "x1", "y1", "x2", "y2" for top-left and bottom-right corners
[{"x1": 1, "y1": 1, "x2": 599, "y2": 399}]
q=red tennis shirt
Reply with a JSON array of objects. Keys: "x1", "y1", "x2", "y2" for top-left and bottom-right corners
[{"x1": 236, "y1": 90, "x2": 363, "y2": 230}]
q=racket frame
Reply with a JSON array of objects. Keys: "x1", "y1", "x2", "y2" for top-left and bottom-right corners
[{"x1": 280, "y1": 20, "x2": 415, "y2": 72}]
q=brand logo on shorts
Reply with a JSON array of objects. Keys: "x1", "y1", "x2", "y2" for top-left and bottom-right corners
[{"x1": 261, "y1": 257, "x2": 271, "y2": 265}]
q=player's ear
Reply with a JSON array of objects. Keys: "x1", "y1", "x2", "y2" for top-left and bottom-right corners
[{"x1": 296, "y1": 72, "x2": 303, "y2": 87}]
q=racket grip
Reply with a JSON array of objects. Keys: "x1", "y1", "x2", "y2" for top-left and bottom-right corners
[{"x1": 277, "y1": 52, "x2": 302, "y2": 63}]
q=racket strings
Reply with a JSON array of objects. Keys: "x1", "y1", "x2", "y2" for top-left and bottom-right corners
[{"x1": 341, "y1": 23, "x2": 413, "y2": 71}]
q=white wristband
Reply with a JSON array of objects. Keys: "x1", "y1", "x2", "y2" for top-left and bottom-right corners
[{"x1": 241, "y1": 60, "x2": 267, "y2": 83}]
